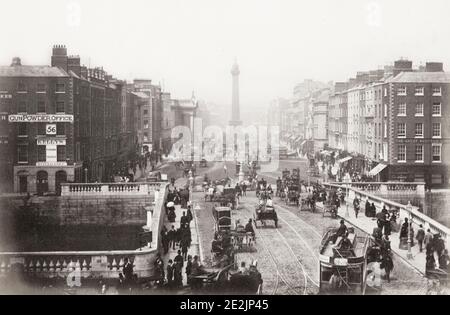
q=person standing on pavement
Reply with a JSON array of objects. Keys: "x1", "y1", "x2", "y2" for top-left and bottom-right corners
[
  {"x1": 180, "y1": 236, "x2": 189, "y2": 260},
  {"x1": 174, "y1": 250, "x2": 184, "y2": 269},
  {"x1": 353, "y1": 197, "x2": 360, "y2": 218},
  {"x1": 242, "y1": 182, "x2": 247, "y2": 196},
  {"x1": 166, "y1": 260, "x2": 174, "y2": 288},
  {"x1": 424, "y1": 229, "x2": 434, "y2": 254},
  {"x1": 174, "y1": 260, "x2": 183, "y2": 287},
  {"x1": 416, "y1": 225, "x2": 425, "y2": 253},
  {"x1": 161, "y1": 226, "x2": 169, "y2": 255},
  {"x1": 180, "y1": 211, "x2": 189, "y2": 229},
  {"x1": 434, "y1": 234, "x2": 445, "y2": 258},
  {"x1": 381, "y1": 250, "x2": 394, "y2": 283},
  {"x1": 186, "y1": 206, "x2": 193, "y2": 224},
  {"x1": 185, "y1": 255, "x2": 193, "y2": 285},
  {"x1": 365, "y1": 200, "x2": 371, "y2": 217},
  {"x1": 168, "y1": 225, "x2": 177, "y2": 250}
]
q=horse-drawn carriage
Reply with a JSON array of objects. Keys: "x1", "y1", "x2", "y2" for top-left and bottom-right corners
[
  {"x1": 189, "y1": 262, "x2": 263, "y2": 294},
  {"x1": 254, "y1": 195, "x2": 278, "y2": 228},
  {"x1": 254, "y1": 203, "x2": 278, "y2": 228},
  {"x1": 206, "y1": 186, "x2": 237, "y2": 209},
  {"x1": 285, "y1": 185, "x2": 300, "y2": 207}
]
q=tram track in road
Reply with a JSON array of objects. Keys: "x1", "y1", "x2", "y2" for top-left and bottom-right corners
[
  {"x1": 255, "y1": 224, "x2": 307, "y2": 295},
  {"x1": 239, "y1": 201, "x2": 309, "y2": 295}
]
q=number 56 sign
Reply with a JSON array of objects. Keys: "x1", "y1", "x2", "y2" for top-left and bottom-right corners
[{"x1": 46, "y1": 124, "x2": 57, "y2": 135}]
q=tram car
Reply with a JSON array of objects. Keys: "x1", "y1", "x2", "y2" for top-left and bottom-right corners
[
  {"x1": 189, "y1": 262, "x2": 263, "y2": 294},
  {"x1": 212, "y1": 206, "x2": 232, "y2": 234},
  {"x1": 318, "y1": 227, "x2": 372, "y2": 295},
  {"x1": 285, "y1": 185, "x2": 300, "y2": 207}
]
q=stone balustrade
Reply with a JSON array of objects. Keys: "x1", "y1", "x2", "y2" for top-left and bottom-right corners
[
  {"x1": 330, "y1": 182, "x2": 425, "y2": 196},
  {"x1": 61, "y1": 182, "x2": 164, "y2": 197},
  {"x1": 324, "y1": 182, "x2": 449, "y2": 247},
  {"x1": 0, "y1": 250, "x2": 155, "y2": 279},
  {"x1": 0, "y1": 183, "x2": 169, "y2": 280}
]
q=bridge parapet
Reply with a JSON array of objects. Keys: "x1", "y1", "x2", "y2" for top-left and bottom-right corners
[
  {"x1": 61, "y1": 182, "x2": 164, "y2": 197},
  {"x1": 324, "y1": 182, "x2": 449, "y2": 248},
  {"x1": 330, "y1": 182, "x2": 425, "y2": 196},
  {"x1": 0, "y1": 183, "x2": 169, "y2": 280}
]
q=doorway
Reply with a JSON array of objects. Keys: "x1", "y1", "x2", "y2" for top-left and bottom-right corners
[{"x1": 36, "y1": 171, "x2": 48, "y2": 196}]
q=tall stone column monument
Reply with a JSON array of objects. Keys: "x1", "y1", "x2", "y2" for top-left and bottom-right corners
[{"x1": 230, "y1": 59, "x2": 242, "y2": 126}]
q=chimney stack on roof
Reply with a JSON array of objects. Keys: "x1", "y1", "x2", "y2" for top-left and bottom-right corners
[
  {"x1": 393, "y1": 59, "x2": 413, "y2": 77},
  {"x1": 425, "y1": 62, "x2": 444, "y2": 72},
  {"x1": 51, "y1": 44, "x2": 68, "y2": 71}
]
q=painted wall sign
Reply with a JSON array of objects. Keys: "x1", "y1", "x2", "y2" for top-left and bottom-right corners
[
  {"x1": 46, "y1": 124, "x2": 57, "y2": 135},
  {"x1": 36, "y1": 162, "x2": 68, "y2": 167},
  {"x1": 36, "y1": 139, "x2": 66, "y2": 146},
  {"x1": 8, "y1": 114, "x2": 74, "y2": 123}
]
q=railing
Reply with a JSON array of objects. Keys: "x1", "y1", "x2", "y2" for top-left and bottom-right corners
[
  {"x1": 61, "y1": 182, "x2": 165, "y2": 196},
  {"x1": 329, "y1": 182, "x2": 425, "y2": 196},
  {"x1": 323, "y1": 182, "x2": 450, "y2": 247},
  {"x1": 0, "y1": 250, "x2": 155, "y2": 280},
  {"x1": 0, "y1": 183, "x2": 169, "y2": 280}
]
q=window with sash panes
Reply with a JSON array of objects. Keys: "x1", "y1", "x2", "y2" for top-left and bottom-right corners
[
  {"x1": 37, "y1": 146, "x2": 46, "y2": 162},
  {"x1": 415, "y1": 87, "x2": 424, "y2": 96},
  {"x1": 17, "y1": 123, "x2": 27, "y2": 136},
  {"x1": 415, "y1": 103, "x2": 423, "y2": 116},
  {"x1": 432, "y1": 87, "x2": 442, "y2": 96},
  {"x1": 415, "y1": 123, "x2": 423, "y2": 138},
  {"x1": 415, "y1": 145, "x2": 424, "y2": 162},
  {"x1": 432, "y1": 123, "x2": 441, "y2": 138},
  {"x1": 432, "y1": 145, "x2": 442, "y2": 162},
  {"x1": 432, "y1": 103, "x2": 441, "y2": 116},
  {"x1": 397, "y1": 86, "x2": 407, "y2": 95},
  {"x1": 397, "y1": 123, "x2": 406, "y2": 138},
  {"x1": 398, "y1": 145, "x2": 406, "y2": 162},
  {"x1": 57, "y1": 146, "x2": 66, "y2": 162},
  {"x1": 56, "y1": 101, "x2": 65, "y2": 113},
  {"x1": 398, "y1": 103, "x2": 406, "y2": 116},
  {"x1": 17, "y1": 145, "x2": 28, "y2": 163}
]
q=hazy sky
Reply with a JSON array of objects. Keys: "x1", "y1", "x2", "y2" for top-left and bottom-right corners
[{"x1": 1, "y1": 0, "x2": 450, "y2": 111}]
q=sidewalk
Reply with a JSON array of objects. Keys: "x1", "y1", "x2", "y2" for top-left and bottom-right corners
[
  {"x1": 162, "y1": 204, "x2": 200, "y2": 287},
  {"x1": 336, "y1": 202, "x2": 426, "y2": 276}
]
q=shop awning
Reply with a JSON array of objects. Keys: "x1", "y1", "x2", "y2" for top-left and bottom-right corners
[
  {"x1": 368, "y1": 163, "x2": 388, "y2": 177},
  {"x1": 338, "y1": 156, "x2": 353, "y2": 164}
]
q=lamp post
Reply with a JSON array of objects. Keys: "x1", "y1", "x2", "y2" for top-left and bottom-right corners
[
  {"x1": 344, "y1": 173, "x2": 351, "y2": 218},
  {"x1": 406, "y1": 201, "x2": 413, "y2": 259}
]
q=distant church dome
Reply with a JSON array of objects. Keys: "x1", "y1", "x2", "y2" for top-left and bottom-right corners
[{"x1": 11, "y1": 57, "x2": 22, "y2": 66}]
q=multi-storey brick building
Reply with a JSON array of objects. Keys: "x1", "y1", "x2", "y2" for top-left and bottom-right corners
[
  {"x1": 385, "y1": 62, "x2": 450, "y2": 187},
  {"x1": 0, "y1": 45, "x2": 138, "y2": 194},
  {"x1": 327, "y1": 60, "x2": 449, "y2": 187}
]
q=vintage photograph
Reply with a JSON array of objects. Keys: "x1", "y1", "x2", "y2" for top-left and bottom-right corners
[{"x1": 0, "y1": 0, "x2": 449, "y2": 298}]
